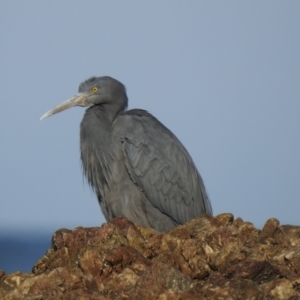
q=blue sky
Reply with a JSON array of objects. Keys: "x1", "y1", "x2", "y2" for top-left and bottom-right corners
[{"x1": 1, "y1": 2, "x2": 299, "y2": 235}]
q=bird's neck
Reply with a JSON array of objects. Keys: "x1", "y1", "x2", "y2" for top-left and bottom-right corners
[
  {"x1": 80, "y1": 104, "x2": 122, "y2": 194},
  {"x1": 79, "y1": 87, "x2": 129, "y2": 200},
  {"x1": 92, "y1": 103, "x2": 120, "y2": 124},
  {"x1": 97, "y1": 93, "x2": 128, "y2": 118},
  {"x1": 81, "y1": 105, "x2": 116, "y2": 144}
]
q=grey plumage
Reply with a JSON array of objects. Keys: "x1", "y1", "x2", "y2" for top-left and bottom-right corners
[{"x1": 40, "y1": 76, "x2": 212, "y2": 232}]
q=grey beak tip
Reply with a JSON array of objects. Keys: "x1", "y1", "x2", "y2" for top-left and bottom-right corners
[{"x1": 40, "y1": 112, "x2": 50, "y2": 121}]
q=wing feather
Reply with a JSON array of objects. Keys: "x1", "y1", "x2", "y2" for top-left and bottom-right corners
[{"x1": 113, "y1": 109, "x2": 212, "y2": 225}]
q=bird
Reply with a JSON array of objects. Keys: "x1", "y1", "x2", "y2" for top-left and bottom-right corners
[{"x1": 40, "y1": 76, "x2": 212, "y2": 232}]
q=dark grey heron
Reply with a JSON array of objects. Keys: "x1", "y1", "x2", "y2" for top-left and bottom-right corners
[{"x1": 40, "y1": 76, "x2": 212, "y2": 232}]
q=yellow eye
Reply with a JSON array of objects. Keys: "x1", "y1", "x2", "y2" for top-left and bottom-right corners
[{"x1": 92, "y1": 87, "x2": 98, "y2": 93}]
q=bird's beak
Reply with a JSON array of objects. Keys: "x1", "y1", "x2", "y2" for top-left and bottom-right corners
[{"x1": 40, "y1": 92, "x2": 89, "y2": 120}]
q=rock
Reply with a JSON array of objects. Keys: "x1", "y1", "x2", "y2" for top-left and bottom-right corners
[{"x1": 1, "y1": 214, "x2": 300, "y2": 299}]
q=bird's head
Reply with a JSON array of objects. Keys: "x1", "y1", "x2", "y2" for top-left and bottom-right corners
[{"x1": 40, "y1": 76, "x2": 128, "y2": 120}]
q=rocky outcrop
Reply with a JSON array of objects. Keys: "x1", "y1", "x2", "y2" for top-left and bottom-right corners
[{"x1": 1, "y1": 214, "x2": 300, "y2": 299}]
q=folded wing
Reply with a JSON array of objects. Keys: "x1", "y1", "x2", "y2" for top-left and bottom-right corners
[{"x1": 114, "y1": 109, "x2": 212, "y2": 225}]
